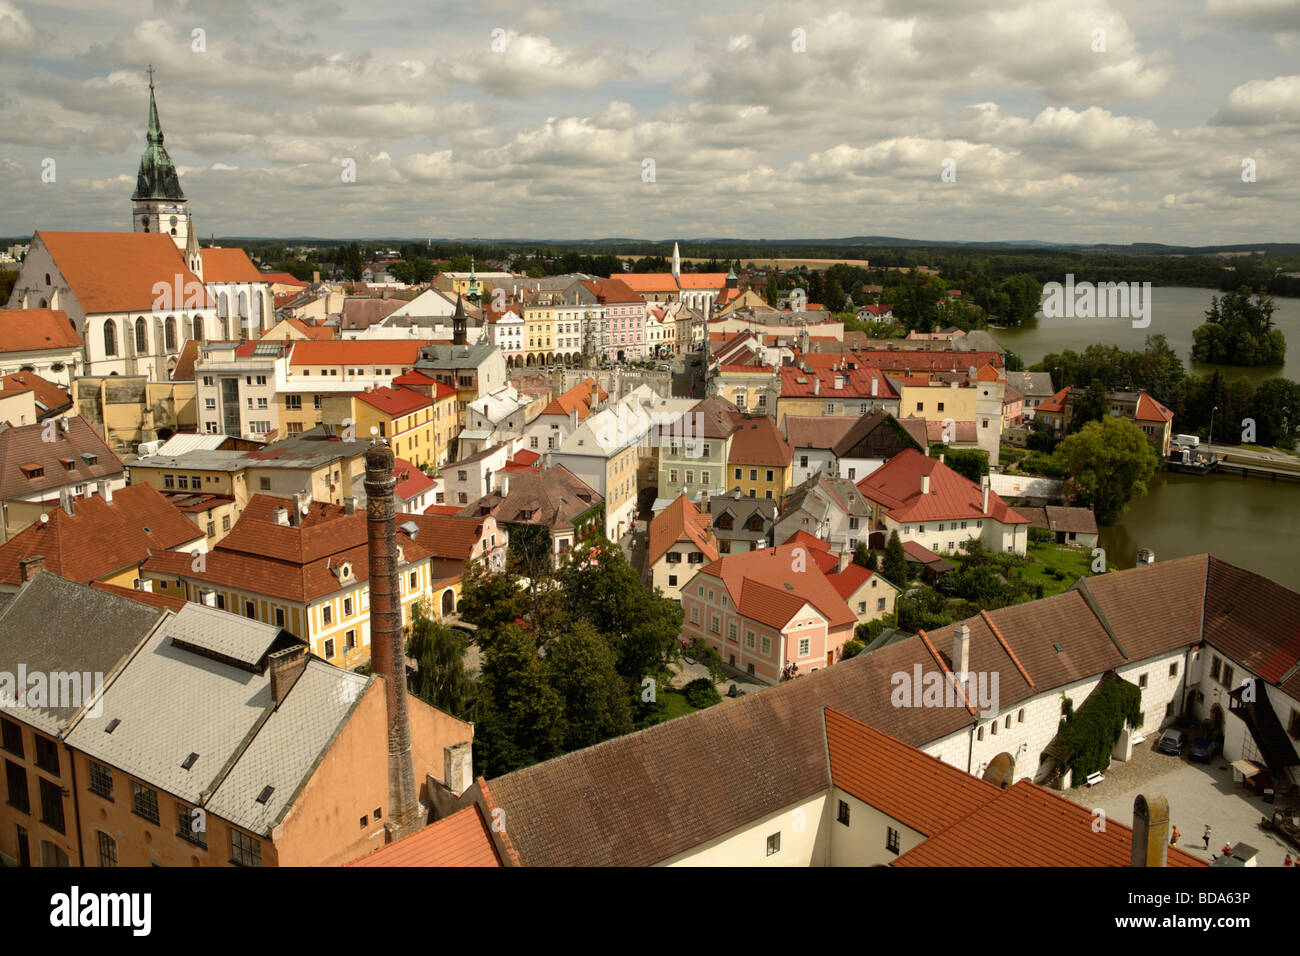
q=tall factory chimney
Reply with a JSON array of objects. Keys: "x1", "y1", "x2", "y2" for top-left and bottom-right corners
[{"x1": 364, "y1": 442, "x2": 421, "y2": 839}]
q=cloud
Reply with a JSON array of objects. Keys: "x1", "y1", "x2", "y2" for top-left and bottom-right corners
[{"x1": 1211, "y1": 74, "x2": 1300, "y2": 125}]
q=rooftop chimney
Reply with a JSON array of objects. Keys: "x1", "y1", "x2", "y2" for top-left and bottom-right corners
[
  {"x1": 268, "y1": 645, "x2": 308, "y2": 706},
  {"x1": 570, "y1": 407, "x2": 578, "y2": 431},
  {"x1": 363, "y1": 442, "x2": 421, "y2": 840},
  {"x1": 1130, "y1": 793, "x2": 1170, "y2": 867},
  {"x1": 274, "y1": 506, "x2": 290, "y2": 526},
  {"x1": 290, "y1": 493, "x2": 303, "y2": 528},
  {"x1": 871, "y1": 377, "x2": 878, "y2": 397},
  {"x1": 98, "y1": 479, "x2": 113, "y2": 505},
  {"x1": 19, "y1": 555, "x2": 45, "y2": 583},
  {"x1": 920, "y1": 474, "x2": 931, "y2": 495},
  {"x1": 814, "y1": 377, "x2": 821, "y2": 396},
  {"x1": 953, "y1": 623, "x2": 970, "y2": 677},
  {"x1": 444, "y1": 741, "x2": 473, "y2": 796},
  {"x1": 312, "y1": 270, "x2": 320, "y2": 284},
  {"x1": 344, "y1": 497, "x2": 357, "y2": 515},
  {"x1": 59, "y1": 488, "x2": 75, "y2": 517},
  {"x1": 981, "y1": 475, "x2": 990, "y2": 514}
]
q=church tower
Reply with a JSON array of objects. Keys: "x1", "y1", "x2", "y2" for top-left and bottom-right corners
[
  {"x1": 671, "y1": 241, "x2": 681, "y2": 280},
  {"x1": 131, "y1": 67, "x2": 189, "y2": 252},
  {"x1": 452, "y1": 293, "x2": 467, "y2": 346}
]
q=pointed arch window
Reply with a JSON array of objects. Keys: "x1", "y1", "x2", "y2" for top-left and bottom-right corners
[
  {"x1": 217, "y1": 292, "x2": 229, "y2": 318},
  {"x1": 135, "y1": 317, "x2": 147, "y2": 354},
  {"x1": 165, "y1": 316, "x2": 177, "y2": 351},
  {"x1": 103, "y1": 321, "x2": 118, "y2": 357},
  {"x1": 192, "y1": 315, "x2": 204, "y2": 342}
]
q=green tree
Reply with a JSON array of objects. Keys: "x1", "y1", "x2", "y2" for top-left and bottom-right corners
[
  {"x1": 474, "y1": 623, "x2": 564, "y2": 776},
  {"x1": 455, "y1": 560, "x2": 526, "y2": 636},
  {"x1": 1191, "y1": 288, "x2": 1286, "y2": 366},
  {"x1": 1068, "y1": 379, "x2": 1108, "y2": 434},
  {"x1": 1247, "y1": 378, "x2": 1300, "y2": 450},
  {"x1": 343, "y1": 242, "x2": 364, "y2": 282},
  {"x1": 853, "y1": 541, "x2": 871, "y2": 568},
  {"x1": 556, "y1": 539, "x2": 683, "y2": 686},
  {"x1": 895, "y1": 585, "x2": 952, "y2": 632},
  {"x1": 882, "y1": 530, "x2": 908, "y2": 587},
  {"x1": 545, "y1": 619, "x2": 634, "y2": 751},
  {"x1": 1053, "y1": 417, "x2": 1159, "y2": 524},
  {"x1": 405, "y1": 601, "x2": 472, "y2": 718}
]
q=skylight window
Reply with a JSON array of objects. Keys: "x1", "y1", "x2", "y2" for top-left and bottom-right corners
[
  {"x1": 256, "y1": 785, "x2": 275, "y2": 804},
  {"x1": 181, "y1": 752, "x2": 199, "y2": 770}
]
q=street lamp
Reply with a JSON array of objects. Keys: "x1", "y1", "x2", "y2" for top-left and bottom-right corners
[{"x1": 1208, "y1": 404, "x2": 1218, "y2": 453}]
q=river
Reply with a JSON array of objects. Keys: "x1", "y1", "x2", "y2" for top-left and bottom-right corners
[{"x1": 991, "y1": 286, "x2": 1300, "y2": 590}]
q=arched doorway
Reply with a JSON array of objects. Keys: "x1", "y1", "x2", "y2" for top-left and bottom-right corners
[
  {"x1": 441, "y1": 589, "x2": 456, "y2": 616},
  {"x1": 983, "y1": 752, "x2": 1015, "y2": 789},
  {"x1": 1210, "y1": 704, "x2": 1224, "y2": 734}
]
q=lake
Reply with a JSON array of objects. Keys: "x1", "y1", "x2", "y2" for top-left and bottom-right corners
[{"x1": 993, "y1": 285, "x2": 1300, "y2": 384}]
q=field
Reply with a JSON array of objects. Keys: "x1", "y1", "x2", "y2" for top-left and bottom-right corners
[{"x1": 616, "y1": 255, "x2": 873, "y2": 270}]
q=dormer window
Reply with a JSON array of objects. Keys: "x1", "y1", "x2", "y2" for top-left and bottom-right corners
[
  {"x1": 20, "y1": 464, "x2": 43, "y2": 479},
  {"x1": 338, "y1": 561, "x2": 353, "y2": 581}
]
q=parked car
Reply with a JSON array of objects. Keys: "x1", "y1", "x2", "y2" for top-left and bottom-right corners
[
  {"x1": 1189, "y1": 736, "x2": 1222, "y2": 763},
  {"x1": 1157, "y1": 729, "x2": 1187, "y2": 756}
]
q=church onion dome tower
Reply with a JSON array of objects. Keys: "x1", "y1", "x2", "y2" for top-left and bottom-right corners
[{"x1": 132, "y1": 67, "x2": 190, "y2": 250}]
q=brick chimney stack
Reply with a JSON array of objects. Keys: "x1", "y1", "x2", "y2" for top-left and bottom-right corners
[
  {"x1": 364, "y1": 442, "x2": 422, "y2": 840},
  {"x1": 268, "y1": 645, "x2": 308, "y2": 705},
  {"x1": 1130, "y1": 793, "x2": 1170, "y2": 867}
]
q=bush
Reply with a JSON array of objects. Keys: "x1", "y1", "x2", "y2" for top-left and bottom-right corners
[
  {"x1": 682, "y1": 677, "x2": 722, "y2": 709},
  {"x1": 1022, "y1": 451, "x2": 1069, "y2": 479},
  {"x1": 840, "y1": 639, "x2": 865, "y2": 660},
  {"x1": 1028, "y1": 526, "x2": 1054, "y2": 545},
  {"x1": 1058, "y1": 680, "x2": 1142, "y2": 781},
  {"x1": 854, "y1": 613, "x2": 897, "y2": 645}
]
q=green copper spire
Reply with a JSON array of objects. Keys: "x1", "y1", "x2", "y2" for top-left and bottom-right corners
[{"x1": 132, "y1": 68, "x2": 185, "y2": 202}]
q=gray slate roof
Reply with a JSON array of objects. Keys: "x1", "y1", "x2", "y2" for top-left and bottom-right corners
[
  {"x1": 0, "y1": 573, "x2": 163, "y2": 735},
  {"x1": 64, "y1": 601, "x2": 369, "y2": 835}
]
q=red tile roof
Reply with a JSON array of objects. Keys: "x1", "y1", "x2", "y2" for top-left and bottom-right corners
[
  {"x1": 259, "y1": 272, "x2": 308, "y2": 287},
  {"x1": 616, "y1": 274, "x2": 679, "y2": 294},
  {"x1": 347, "y1": 804, "x2": 502, "y2": 867},
  {"x1": 826, "y1": 708, "x2": 1000, "y2": 835},
  {"x1": 852, "y1": 350, "x2": 1004, "y2": 372},
  {"x1": 199, "y1": 248, "x2": 265, "y2": 283},
  {"x1": 892, "y1": 780, "x2": 1207, "y2": 867},
  {"x1": 393, "y1": 459, "x2": 434, "y2": 500},
  {"x1": 648, "y1": 494, "x2": 717, "y2": 568},
  {"x1": 398, "y1": 511, "x2": 492, "y2": 561},
  {"x1": 583, "y1": 277, "x2": 643, "y2": 303},
  {"x1": 288, "y1": 340, "x2": 430, "y2": 367},
  {"x1": 825, "y1": 563, "x2": 877, "y2": 600},
  {"x1": 728, "y1": 415, "x2": 793, "y2": 467},
  {"x1": 1037, "y1": 386, "x2": 1070, "y2": 414},
  {"x1": 0, "y1": 483, "x2": 202, "y2": 585},
  {"x1": 778, "y1": 366, "x2": 898, "y2": 399},
  {"x1": 677, "y1": 273, "x2": 728, "y2": 290},
  {"x1": 856, "y1": 449, "x2": 1029, "y2": 526},
  {"x1": 356, "y1": 386, "x2": 436, "y2": 417},
  {"x1": 538, "y1": 378, "x2": 607, "y2": 420},
  {"x1": 38, "y1": 231, "x2": 209, "y2": 314},
  {"x1": 340, "y1": 296, "x2": 405, "y2": 330},
  {"x1": 0, "y1": 309, "x2": 83, "y2": 352},
  {"x1": 0, "y1": 416, "x2": 122, "y2": 498},
  {"x1": 698, "y1": 542, "x2": 856, "y2": 630},
  {"x1": 171, "y1": 340, "x2": 200, "y2": 381},
  {"x1": 1136, "y1": 392, "x2": 1174, "y2": 423},
  {"x1": 0, "y1": 371, "x2": 71, "y2": 414}
]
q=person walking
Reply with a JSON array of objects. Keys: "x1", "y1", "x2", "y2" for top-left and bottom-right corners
[
  {"x1": 1202, "y1": 824, "x2": 1212, "y2": 850},
  {"x1": 1170, "y1": 825, "x2": 1181, "y2": 847},
  {"x1": 1284, "y1": 854, "x2": 1293, "y2": 868}
]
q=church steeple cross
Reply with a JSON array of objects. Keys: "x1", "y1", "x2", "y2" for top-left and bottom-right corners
[{"x1": 146, "y1": 64, "x2": 155, "y2": 89}]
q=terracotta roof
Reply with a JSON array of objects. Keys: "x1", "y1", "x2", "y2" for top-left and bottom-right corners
[
  {"x1": 398, "y1": 511, "x2": 491, "y2": 561},
  {"x1": 778, "y1": 366, "x2": 898, "y2": 399},
  {"x1": 0, "y1": 309, "x2": 83, "y2": 352},
  {"x1": 347, "y1": 804, "x2": 502, "y2": 867},
  {"x1": 356, "y1": 386, "x2": 436, "y2": 417},
  {"x1": 89, "y1": 581, "x2": 187, "y2": 612},
  {"x1": 825, "y1": 563, "x2": 879, "y2": 600},
  {"x1": 856, "y1": 449, "x2": 1029, "y2": 525},
  {"x1": 677, "y1": 273, "x2": 728, "y2": 290},
  {"x1": 832, "y1": 408, "x2": 925, "y2": 458},
  {"x1": 647, "y1": 494, "x2": 717, "y2": 568},
  {"x1": 0, "y1": 483, "x2": 202, "y2": 585},
  {"x1": 393, "y1": 459, "x2": 434, "y2": 500},
  {"x1": 0, "y1": 371, "x2": 71, "y2": 415},
  {"x1": 538, "y1": 378, "x2": 607, "y2": 420},
  {"x1": 288, "y1": 340, "x2": 430, "y2": 367},
  {"x1": 1136, "y1": 392, "x2": 1174, "y2": 423},
  {"x1": 0, "y1": 416, "x2": 122, "y2": 499},
  {"x1": 616, "y1": 274, "x2": 678, "y2": 294},
  {"x1": 1037, "y1": 386, "x2": 1071, "y2": 414},
  {"x1": 826, "y1": 708, "x2": 1000, "y2": 835},
  {"x1": 901, "y1": 540, "x2": 955, "y2": 572},
  {"x1": 892, "y1": 780, "x2": 1206, "y2": 867},
  {"x1": 973, "y1": 363, "x2": 1002, "y2": 382},
  {"x1": 37, "y1": 231, "x2": 211, "y2": 314},
  {"x1": 852, "y1": 350, "x2": 1004, "y2": 373},
  {"x1": 698, "y1": 542, "x2": 856, "y2": 630},
  {"x1": 728, "y1": 415, "x2": 793, "y2": 467},
  {"x1": 459, "y1": 466, "x2": 601, "y2": 532},
  {"x1": 583, "y1": 277, "x2": 643, "y2": 302},
  {"x1": 783, "y1": 415, "x2": 858, "y2": 450},
  {"x1": 259, "y1": 272, "x2": 308, "y2": 287},
  {"x1": 340, "y1": 297, "x2": 406, "y2": 331},
  {"x1": 924, "y1": 420, "x2": 978, "y2": 443},
  {"x1": 271, "y1": 317, "x2": 335, "y2": 341},
  {"x1": 199, "y1": 248, "x2": 265, "y2": 283}
]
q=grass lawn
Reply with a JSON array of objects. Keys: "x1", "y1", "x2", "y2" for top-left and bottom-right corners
[
  {"x1": 1013, "y1": 542, "x2": 1104, "y2": 598},
  {"x1": 658, "y1": 689, "x2": 700, "y2": 721}
]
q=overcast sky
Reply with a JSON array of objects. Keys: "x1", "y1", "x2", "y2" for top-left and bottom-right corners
[{"x1": 1, "y1": 0, "x2": 1297, "y2": 244}]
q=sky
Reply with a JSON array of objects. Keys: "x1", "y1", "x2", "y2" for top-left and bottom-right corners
[{"x1": 0, "y1": 0, "x2": 1297, "y2": 244}]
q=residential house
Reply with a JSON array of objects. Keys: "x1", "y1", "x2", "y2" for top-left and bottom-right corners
[
  {"x1": 775, "y1": 365, "x2": 899, "y2": 428},
  {"x1": 0, "y1": 417, "x2": 127, "y2": 540},
  {"x1": 656, "y1": 395, "x2": 746, "y2": 507},
  {"x1": 1005, "y1": 371, "x2": 1057, "y2": 421},
  {"x1": 0, "y1": 308, "x2": 83, "y2": 387},
  {"x1": 140, "y1": 494, "x2": 435, "y2": 668},
  {"x1": 774, "y1": 473, "x2": 876, "y2": 554},
  {"x1": 646, "y1": 494, "x2": 718, "y2": 602},
  {"x1": 413, "y1": 340, "x2": 508, "y2": 430},
  {"x1": 855, "y1": 449, "x2": 1030, "y2": 556},
  {"x1": 784, "y1": 415, "x2": 858, "y2": 486},
  {"x1": 1012, "y1": 506, "x2": 1100, "y2": 550},
  {"x1": 831, "y1": 409, "x2": 928, "y2": 483},
  {"x1": 708, "y1": 493, "x2": 778, "y2": 555},
  {"x1": 725, "y1": 414, "x2": 793, "y2": 503},
  {"x1": 548, "y1": 395, "x2": 650, "y2": 541},
  {"x1": 2, "y1": 372, "x2": 73, "y2": 422},
  {"x1": 522, "y1": 378, "x2": 608, "y2": 454},
  {"x1": 457, "y1": 465, "x2": 603, "y2": 567}
]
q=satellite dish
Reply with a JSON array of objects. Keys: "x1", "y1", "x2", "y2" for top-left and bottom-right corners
[
  {"x1": 39, "y1": 514, "x2": 49, "y2": 524},
  {"x1": 370, "y1": 425, "x2": 379, "y2": 437}
]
